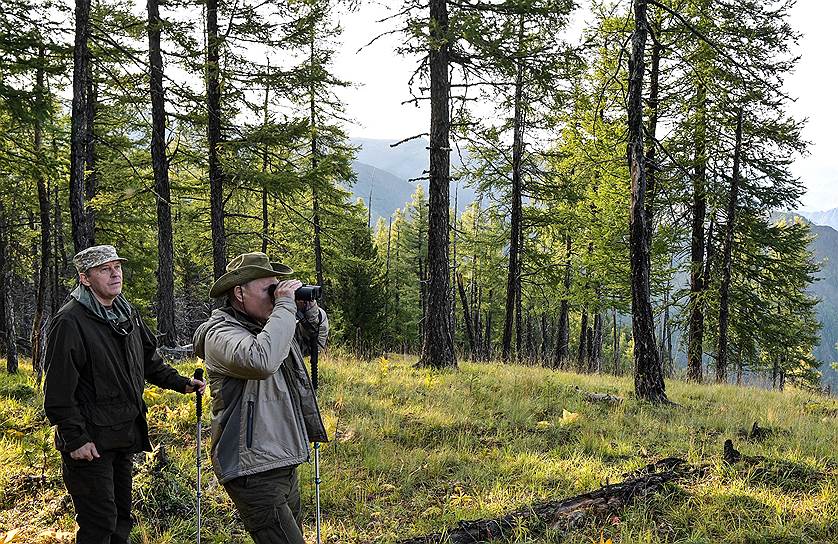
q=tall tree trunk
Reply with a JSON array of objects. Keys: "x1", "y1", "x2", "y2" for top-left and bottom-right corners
[
  {"x1": 578, "y1": 309, "x2": 588, "y2": 367},
  {"x1": 309, "y1": 35, "x2": 325, "y2": 306},
  {"x1": 206, "y1": 0, "x2": 226, "y2": 282},
  {"x1": 31, "y1": 46, "x2": 51, "y2": 384},
  {"x1": 628, "y1": 0, "x2": 666, "y2": 403},
  {"x1": 538, "y1": 312, "x2": 555, "y2": 366},
  {"x1": 384, "y1": 216, "x2": 392, "y2": 330},
  {"x1": 644, "y1": 25, "x2": 662, "y2": 229},
  {"x1": 0, "y1": 205, "x2": 18, "y2": 374},
  {"x1": 84, "y1": 54, "x2": 97, "y2": 244},
  {"x1": 418, "y1": 0, "x2": 456, "y2": 369},
  {"x1": 686, "y1": 83, "x2": 708, "y2": 382},
  {"x1": 716, "y1": 108, "x2": 743, "y2": 383},
  {"x1": 484, "y1": 289, "x2": 493, "y2": 360},
  {"x1": 592, "y1": 312, "x2": 603, "y2": 372},
  {"x1": 148, "y1": 0, "x2": 176, "y2": 345},
  {"x1": 457, "y1": 273, "x2": 476, "y2": 358},
  {"x1": 557, "y1": 236, "x2": 571, "y2": 365},
  {"x1": 451, "y1": 185, "x2": 458, "y2": 341},
  {"x1": 261, "y1": 61, "x2": 271, "y2": 255},
  {"x1": 502, "y1": 16, "x2": 526, "y2": 363},
  {"x1": 70, "y1": 0, "x2": 92, "y2": 252},
  {"x1": 612, "y1": 309, "x2": 620, "y2": 375}
]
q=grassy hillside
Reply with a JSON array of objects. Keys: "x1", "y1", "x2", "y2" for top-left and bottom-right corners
[{"x1": 1, "y1": 355, "x2": 837, "y2": 543}]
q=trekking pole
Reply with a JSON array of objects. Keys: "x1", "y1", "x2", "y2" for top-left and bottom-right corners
[
  {"x1": 310, "y1": 335, "x2": 322, "y2": 544},
  {"x1": 193, "y1": 368, "x2": 204, "y2": 544}
]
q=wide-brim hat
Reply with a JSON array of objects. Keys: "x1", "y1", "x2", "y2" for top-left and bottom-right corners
[{"x1": 209, "y1": 252, "x2": 293, "y2": 298}]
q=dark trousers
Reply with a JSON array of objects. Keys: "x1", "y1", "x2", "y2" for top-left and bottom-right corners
[
  {"x1": 61, "y1": 450, "x2": 133, "y2": 544},
  {"x1": 223, "y1": 465, "x2": 304, "y2": 544}
]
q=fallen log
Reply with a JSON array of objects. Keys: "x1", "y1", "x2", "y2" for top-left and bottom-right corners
[
  {"x1": 398, "y1": 458, "x2": 703, "y2": 544},
  {"x1": 573, "y1": 386, "x2": 624, "y2": 405}
]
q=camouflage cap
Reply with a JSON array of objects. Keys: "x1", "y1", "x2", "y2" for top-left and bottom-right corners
[{"x1": 73, "y1": 245, "x2": 127, "y2": 273}]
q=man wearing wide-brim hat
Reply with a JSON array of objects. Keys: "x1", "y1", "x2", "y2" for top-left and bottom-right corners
[
  {"x1": 193, "y1": 251, "x2": 329, "y2": 544},
  {"x1": 43, "y1": 244, "x2": 206, "y2": 544}
]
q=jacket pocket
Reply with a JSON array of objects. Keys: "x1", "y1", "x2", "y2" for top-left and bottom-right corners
[{"x1": 246, "y1": 400, "x2": 254, "y2": 449}]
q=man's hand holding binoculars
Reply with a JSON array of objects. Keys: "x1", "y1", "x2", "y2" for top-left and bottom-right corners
[{"x1": 272, "y1": 279, "x2": 303, "y2": 302}]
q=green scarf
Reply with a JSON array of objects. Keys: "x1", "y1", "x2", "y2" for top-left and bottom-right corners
[{"x1": 71, "y1": 284, "x2": 133, "y2": 327}]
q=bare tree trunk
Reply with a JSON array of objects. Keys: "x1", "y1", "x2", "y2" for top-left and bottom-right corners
[
  {"x1": 0, "y1": 205, "x2": 18, "y2": 374},
  {"x1": 261, "y1": 61, "x2": 271, "y2": 255},
  {"x1": 578, "y1": 309, "x2": 588, "y2": 368},
  {"x1": 502, "y1": 16, "x2": 526, "y2": 363},
  {"x1": 592, "y1": 312, "x2": 603, "y2": 372},
  {"x1": 206, "y1": 0, "x2": 226, "y2": 282},
  {"x1": 484, "y1": 289, "x2": 493, "y2": 360},
  {"x1": 148, "y1": 0, "x2": 176, "y2": 345},
  {"x1": 716, "y1": 108, "x2": 743, "y2": 383},
  {"x1": 418, "y1": 0, "x2": 456, "y2": 368},
  {"x1": 686, "y1": 83, "x2": 707, "y2": 383},
  {"x1": 457, "y1": 273, "x2": 476, "y2": 358},
  {"x1": 451, "y1": 185, "x2": 458, "y2": 341},
  {"x1": 31, "y1": 46, "x2": 51, "y2": 384},
  {"x1": 613, "y1": 309, "x2": 620, "y2": 375},
  {"x1": 557, "y1": 236, "x2": 571, "y2": 365},
  {"x1": 308, "y1": 36, "x2": 326, "y2": 309},
  {"x1": 83, "y1": 52, "x2": 97, "y2": 245},
  {"x1": 70, "y1": 0, "x2": 92, "y2": 252},
  {"x1": 644, "y1": 25, "x2": 662, "y2": 229},
  {"x1": 628, "y1": 0, "x2": 666, "y2": 403},
  {"x1": 540, "y1": 313, "x2": 548, "y2": 366}
]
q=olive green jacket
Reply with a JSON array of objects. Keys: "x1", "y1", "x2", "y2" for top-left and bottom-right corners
[{"x1": 192, "y1": 298, "x2": 328, "y2": 484}]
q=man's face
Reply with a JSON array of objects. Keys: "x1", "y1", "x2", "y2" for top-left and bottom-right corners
[
  {"x1": 79, "y1": 260, "x2": 123, "y2": 303},
  {"x1": 235, "y1": 276, "x2": 278, "y2": 323}
]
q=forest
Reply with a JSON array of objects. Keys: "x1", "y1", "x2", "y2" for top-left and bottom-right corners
[
  {"x1": 1, "y1": 1, "x2": 837, "y2": 542},
  {"x1": 0, "y1": 0, "x2": 828, "y2": 398}
]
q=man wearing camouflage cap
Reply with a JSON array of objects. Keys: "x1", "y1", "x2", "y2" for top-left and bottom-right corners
[{"x1": 44, "y1": 244, "x2": 205, "y2": 544}]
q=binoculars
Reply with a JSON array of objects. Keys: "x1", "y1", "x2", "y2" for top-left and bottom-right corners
[{"x1": 267, "y1": 283, "x2": 322, "y2": 303}]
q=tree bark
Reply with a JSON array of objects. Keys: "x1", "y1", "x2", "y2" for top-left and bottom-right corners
[
  {"x1": 502, "y1": 16, "x2": 526, "y2": 363},
  {"x1": 148, "y1": 0, "x2": 176, "y2": 345},
  {"x1": 628, "y1": 0, "x2": 667, "y2": 403},
  {"x1": 418, "y1": 0, "x2": 455, "y2": 368},
  {"x1": 309, "y1": 35, "x2": 325, "y2": 306},
  {"x1": 31, "y1": 45, "x2": 51, "y2": 384},
  {"x1": 716, "y1": 108, "x2": 743, "y2": 383},
  {"x1": 83, "y1": 51, "x2": 97, "y2": 245},
  {"x1": 456, "y1": 273, "x2": 476, "y2": 358},
  {"x1": 578, "y1": 308, "x2": 588, "y2": 367},
  {"x1": 206, "y1": 0, "x2": 226, "y2": 282},
  {"x1": 592, "y1": 312, "x2": 602, "y2": 372},
  {"x1": 70, "y1": 0, "x2": 93, "y2": 253},
  {"x1": 686, "y1": 83, "x2": 708, "y2": 383},
  {"x1": 0, "y1": 204, "x2": 18, "y2": 374},
  {"x1": 557, "y1": 236, "x2": 571, "y2": 366}
]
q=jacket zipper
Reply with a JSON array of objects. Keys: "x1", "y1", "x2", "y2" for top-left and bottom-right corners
[{"x1": 246, "y1": 400, "x2": 254, "y2": 448}]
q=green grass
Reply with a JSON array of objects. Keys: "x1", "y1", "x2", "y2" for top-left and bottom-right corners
[{"x1": 1, "y1": 354, "x2": 837, "y2": 543}]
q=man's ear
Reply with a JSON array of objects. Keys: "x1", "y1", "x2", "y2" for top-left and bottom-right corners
[
  {"x1": 234, "y1": 285, "x2": 244, "y2": 304},
  {"x1": 79, "y1": 273, "x2": 91, "y2": 287}
]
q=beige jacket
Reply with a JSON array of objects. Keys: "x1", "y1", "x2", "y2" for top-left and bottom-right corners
[{"x1": 193, "y1": 297, "x2": 328, "y2": 483}]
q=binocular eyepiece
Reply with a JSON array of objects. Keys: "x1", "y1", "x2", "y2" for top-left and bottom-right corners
[{"x1": 267, "y1": 283, "x2": 322, "y2": 303}]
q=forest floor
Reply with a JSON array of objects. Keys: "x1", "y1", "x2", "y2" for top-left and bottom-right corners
[{"x1": 0, "y1": 353, "x2": 837, "y2": 543}]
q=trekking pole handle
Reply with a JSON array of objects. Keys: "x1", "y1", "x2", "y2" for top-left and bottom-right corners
[{"x1": 193, "y1": 368, "x2": 204, "y2": 418}]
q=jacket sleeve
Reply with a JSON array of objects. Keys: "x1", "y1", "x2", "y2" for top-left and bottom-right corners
[
  {"x1": 43, "y1": 316, "x2": 92, "y2": 452},
  {"x1": 298, "y1": 303, "x2": 329, "y2": 357},
  {"x1": 204, "y1": 298, "x2": 297, "y2": 380},
  {"x1": 138, "y1": 311, "x2": 190, "y2": 393}
]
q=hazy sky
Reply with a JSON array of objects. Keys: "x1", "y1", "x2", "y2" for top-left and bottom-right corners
[{"x1": 332, "y1": 1, "x2": 837, "y2": 212}]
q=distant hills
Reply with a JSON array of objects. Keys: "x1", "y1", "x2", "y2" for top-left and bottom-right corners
[
  {"x1": 348, "y1": 137, "x2": 476, "y2": 223},
  {"x1": 792, "y1": 210, "x2": 838, "y2": 387}
]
